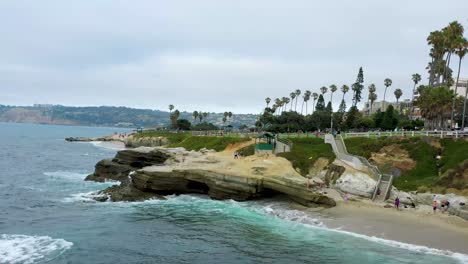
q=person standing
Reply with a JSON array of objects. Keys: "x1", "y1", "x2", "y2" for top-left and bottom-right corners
[
  {"x1": 395, "y1": 197, "x2": 400, "y2": 210},
  {"x1": 433, "y1": 200, "x2": 438, "y2": 214}
]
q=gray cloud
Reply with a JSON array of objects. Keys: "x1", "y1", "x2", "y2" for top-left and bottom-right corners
[{"x1": 1, "y1": 0, "x2": 467, "y2": 113}]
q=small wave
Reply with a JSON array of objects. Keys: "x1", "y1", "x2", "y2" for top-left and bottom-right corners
[
  {"x1": 62, "y1": 191, "x2": 105, "y2": 203},
  {"x1": 0, "y1": 234, "x2": 73, "y2": 264},
  {"x1": 44, "y1": 171, "x2": 89, "y2": 181},
  {"x1": 331, "y1": 229, "x2": 468, "y2": 263},
  {"x1": 149, "y1": 195, "x2": 468, "y2": 263},
  {"x1": 89, "y1": 141, "x2": 125, "y2": 151}
]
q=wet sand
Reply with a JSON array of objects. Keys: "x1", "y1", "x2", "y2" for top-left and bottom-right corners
[{"x1": 316, "y1": 199, "x2": 468, "y2": 255}]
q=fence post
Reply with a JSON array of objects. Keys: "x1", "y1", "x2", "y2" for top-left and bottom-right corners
[
  {"x1": 412, "y1": 131, "x2": 414, "y2": 137},
  {"x1": 426, "y1": 131, "x2": 429, "y2": 136},
  {"x1": 456, "y1": 131, "x2": 458, "y2": 138}
]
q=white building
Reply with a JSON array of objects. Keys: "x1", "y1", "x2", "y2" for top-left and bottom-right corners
[{"x1": 450, "y1": 78, "x2": 468, "y2": 97}]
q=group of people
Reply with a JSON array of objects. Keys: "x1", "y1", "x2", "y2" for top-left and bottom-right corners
[
  {"x1": 115, "y1": 132, "x2": 128, "y2": 138},
  {"x1": 394, "y1": 197, "x2": 451, "y2": 213},
  {"x1": 433, "y1": 200, "x2": 450, "y2": 213}
]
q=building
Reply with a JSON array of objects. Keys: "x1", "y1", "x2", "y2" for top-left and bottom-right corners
[
  {"x1": 362, "y1": 99, "x2": 412, "y2": 116},
  {"x1": 450, "y1": 78, "x2": 468, "y2": 97}
]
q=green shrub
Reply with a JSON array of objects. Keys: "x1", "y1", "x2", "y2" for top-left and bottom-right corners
[{"x1": 278, "y1": 138, "x2": 334, "y2": 176}]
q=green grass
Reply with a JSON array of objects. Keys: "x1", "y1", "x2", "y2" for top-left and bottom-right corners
[
  {"x1": 133, "y1": 132, "x2": 190, "y2": 144},
  {"x1": 168, "y1": 136, "x2": 250, "y2": 152},
  {"x1": 237, "y1": 144, "x2": 255, "y2": 156},
  {"x1": 344, "y1": 136, "x2": 408, "y2": 159},
  {"x1": 277, "y1": 138, "x2": 335, "y2": 176},
  {"x1": 439, "y1": 139, "x2": 468, "y2": 174},
  {"x1": 394, "y1": 140, "x2": 439, "y2": 191},
  {"x1": 345, "y1": 136, "x2": 440, "y2": 191}
]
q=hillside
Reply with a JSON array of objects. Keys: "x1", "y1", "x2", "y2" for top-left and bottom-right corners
[{"x1": 0, "y1": 105, "x2": 258, "y2": 128}]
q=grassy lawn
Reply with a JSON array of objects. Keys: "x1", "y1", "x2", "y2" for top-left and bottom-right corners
[
  {"x1": 168, "y1": 136, "x2": 250, "y2": 151},
  {"x1": 277, "y1": 138, "x2": 334, "y2": 176},
  {"x1": 132, "y1": 132, "x2": 190, "y2": 144}
]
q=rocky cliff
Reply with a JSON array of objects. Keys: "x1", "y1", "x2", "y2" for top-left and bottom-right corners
[{"x1": 86, "y1": 147, "x2": 336, "y2": 207}]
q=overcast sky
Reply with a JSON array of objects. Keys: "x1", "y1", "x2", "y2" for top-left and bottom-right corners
[{"x1": 1, "y1": 1, "x2": 467, "y2": 114}]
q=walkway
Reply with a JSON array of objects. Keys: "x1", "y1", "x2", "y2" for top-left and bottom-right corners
[{"x1": 324, "y1": 134, "x2": 393, "y2": 202}]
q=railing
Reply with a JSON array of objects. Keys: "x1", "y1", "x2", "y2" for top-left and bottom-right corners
[{"x1": 343, "y1": 130, "x2": 468, "y2": 139}]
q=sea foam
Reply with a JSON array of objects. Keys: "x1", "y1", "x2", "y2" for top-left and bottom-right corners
[{"x1": 0, "y1": 234, "x2": 73, "y2": 264}]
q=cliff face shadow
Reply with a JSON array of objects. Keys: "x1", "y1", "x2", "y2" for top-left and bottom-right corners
[{"x1": 186, "y1": 180, "x2": 210, "y2": 194}]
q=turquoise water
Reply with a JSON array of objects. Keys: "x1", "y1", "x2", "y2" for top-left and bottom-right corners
[{"x1": 0, "y1": 122, "x2": 466, "y2": 264}]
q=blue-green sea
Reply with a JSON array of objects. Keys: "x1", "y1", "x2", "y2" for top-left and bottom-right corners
[{"x1": 0, "y1": 122, "x2": 466, "y2": 264}]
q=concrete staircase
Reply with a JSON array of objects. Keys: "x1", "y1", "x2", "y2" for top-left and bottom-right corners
[
  {"x1": 372, "y1": 174, "x2": 393, "y2": 202},
  {"x1": 325, "y1": 134, "x2": 393, "y2": 202}
]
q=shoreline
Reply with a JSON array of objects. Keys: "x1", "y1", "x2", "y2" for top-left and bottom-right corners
[{"x1": 297, "y1": 196, "x2": 468, "y2": 255}]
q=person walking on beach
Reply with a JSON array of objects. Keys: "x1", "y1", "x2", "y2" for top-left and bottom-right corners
[
  {"x1": 433, "y1": 200, "x2": 437, "y2": 214},
  {"x1": 234, "y1": 151, "x2": 238, "y2": 159},
  {"x1": 395, "y1": 197, "x2": 400, "y2": 210}
]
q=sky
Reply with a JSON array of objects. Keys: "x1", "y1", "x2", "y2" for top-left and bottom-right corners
[{"x1": 1, "y1": 0, "x2": 468, "y2": 114}]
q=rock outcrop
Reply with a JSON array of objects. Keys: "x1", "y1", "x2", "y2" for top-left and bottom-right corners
[{"x1": 87, "y1": 147, "x2": 336, "y2": 207}]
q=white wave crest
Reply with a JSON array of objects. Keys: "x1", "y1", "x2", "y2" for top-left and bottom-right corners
[
  {"x1": 62, "y1": 191, "x2": 106, "y2": 203},
  {"x1": 89, "y1": 141, "x2": 125, "y2": 151},
  {"x1": 0, "y1": 234, "x2": 73, "y2": 264},
  {"x1": 44, "y1": 171, "x2": 88, "y2": 181}
]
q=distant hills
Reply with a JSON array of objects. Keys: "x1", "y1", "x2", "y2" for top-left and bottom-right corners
[{"x1": 0, "y1": 105, "x2": 258, "y2": 128}]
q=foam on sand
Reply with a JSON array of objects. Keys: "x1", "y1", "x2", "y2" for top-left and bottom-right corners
[{"x1": 0, "y1": 234, "x2": 73, "y2": 264}]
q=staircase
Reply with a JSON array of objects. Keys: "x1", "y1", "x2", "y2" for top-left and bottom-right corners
[
  {"x1": 325, "y1": 134, "x2": 393, "y2": 202},
  {"x1": 372, "y1": 174, "x2": 393, "y2": 202}
]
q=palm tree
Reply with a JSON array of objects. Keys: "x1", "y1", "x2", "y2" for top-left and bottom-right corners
[
  {"x1": 394, "y1": 89, "x2": 403, "y2": 113},
  {"x1": 289, "y1": 92, "x2": 296, "y2": 111},
  {"x1": 198, "y1": 111, "x2": 203, "y2": 123},
  {"x1": 312, "y1": 92, "x2": 318, "y2": 113},
  {"x1": 411, "y1": 73, "x2": 421, "y2": 119},
  {"x1": 294, "y1": 89, "x2": 301, "y2": 112},
  {"x1": 329, "y1": 85, "x2": 337, "y2": 111},
  {"x1": 301, "y1": 90, "x2": 311, "y2": 115},
  {"x1": 192, "y1": 111, "x2": 199, "y2": 123},
  {"x1": 451, "y1": 39, "x2": 467, "y2": 128},
  {"x1": 275, "y1": 98, "x2": 282, "y2": 115},
  {"x1": 367, "y1": 84, "x2": 376, "y2": 116},
  {"x1": 282, "y1": 97, "x2": 290, "y2": 112},
  {"x1": 228, "y1": 112, "x2": 233, "y2": 125},
  {"x1": 265, "y1": 97, "x2": 271, "y2": 108},
  {"x1": 383, "y1": 78, "x2": 392, "y2": 111},
  {"x1": 340, "y1": 85, "x2": 349, "y2": 102},
  {"x1": 320, "y1": 86, "x2": 328, "y2": 95},
  {"x1": 369, "y1": 92, "x2": 377, "y2": 114}
]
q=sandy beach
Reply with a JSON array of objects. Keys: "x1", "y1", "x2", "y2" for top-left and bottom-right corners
[{"x1": 305, "y1": 196, "x2": 468, "y2": 255}]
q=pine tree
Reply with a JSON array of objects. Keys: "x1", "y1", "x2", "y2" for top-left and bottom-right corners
[{"x1": 315, "y1": 94, "x2": 326, "y2": 111}]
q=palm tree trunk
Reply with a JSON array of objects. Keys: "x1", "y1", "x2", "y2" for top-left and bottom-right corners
[
  {"x1": 411, "y1": 83, "x2": 416, "y2": 120},
  {"x1": 295, "y1": 97, "x2": 299, "y2": 112},
  {"x1": 383, "y1": 87, "x2": 388, "y2": 111},
  {"x1": 370, "y1": 101, "x2": 373, "y2": 114},
  {"x1": 312, "y1": 100, "x2": 316, "y2": 113},
  {"x1": 462, "y1": 81, "x2": 468, "y2": 129},
  {"x1": 305, "y1": 102, "x2": 308, "y2": 116},
  {"x1": 450, "y1": 57, "x2": 462, "y2": 129},
  {"x1": 330, "y1": 93, "x2": 334, "y2": 112},
  {"x1": 429, "y1": 56, "x2": 435, "y2": 86},
  {"x1": 443, "y1": 53, "x2": 452, "y2": 84},
  {"x1": 301, "y1": 101, "x2": 305, "y2": 115}
]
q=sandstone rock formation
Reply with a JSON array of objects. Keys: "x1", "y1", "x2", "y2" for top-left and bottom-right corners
[{"x1": 87, "y1": 147, "x2": 336, "y2": 207}]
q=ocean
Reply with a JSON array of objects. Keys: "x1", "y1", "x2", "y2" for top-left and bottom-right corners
[{"x1": 0, "y1": 122, "x2": 466, "y2": 264}]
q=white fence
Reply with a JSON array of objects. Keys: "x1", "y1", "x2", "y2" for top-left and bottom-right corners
[{"x1": 343, "y1": 130, "x2": 468, "y2": 139}]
